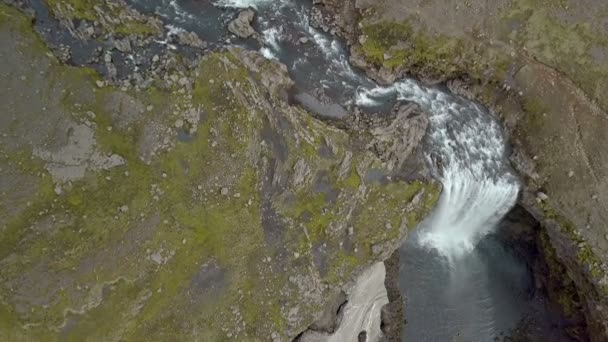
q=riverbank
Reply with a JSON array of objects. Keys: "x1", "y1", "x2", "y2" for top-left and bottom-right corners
[{"x1": 310, "y1": 0, "x2": 608, "y2": 339}]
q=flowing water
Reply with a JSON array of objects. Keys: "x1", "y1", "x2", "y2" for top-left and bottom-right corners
[{"x1": 126, "y1": 0, "x2": 546, "y2": 340}]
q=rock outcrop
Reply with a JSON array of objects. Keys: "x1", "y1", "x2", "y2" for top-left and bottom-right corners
[
  {"x1": 228, "y1": 8, "x2": 257, "y2": 39},
  {"x1": 0, "y1": 5, "x2": 439, "y2": 340}
]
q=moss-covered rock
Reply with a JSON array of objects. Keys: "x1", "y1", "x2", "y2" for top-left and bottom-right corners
[
  {"x1": 43, "y1": 0, "x2": 162, "y2": 37},
  {"x1": 0, "y1": 5, "x2": 439, "y2": 340}
]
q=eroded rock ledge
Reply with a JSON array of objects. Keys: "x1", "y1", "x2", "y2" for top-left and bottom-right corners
[{"x1": 0, "y1": 4, "x2": 439, "y2": 340}]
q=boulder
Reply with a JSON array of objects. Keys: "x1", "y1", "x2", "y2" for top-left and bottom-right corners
[{"x1": 228, "y1": 8, "x2": 256, "y2": 39}]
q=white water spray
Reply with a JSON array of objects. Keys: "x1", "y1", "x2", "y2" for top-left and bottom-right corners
[
  {"x1": 213, "y1": 0, "x2": 282, "y2": 9},
  {"x1": 358, "y1": 82, "x2": 520, "y2": 259}
]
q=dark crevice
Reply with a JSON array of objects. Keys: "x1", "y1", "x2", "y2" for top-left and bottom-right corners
[{"x1": 498, "y1": 204, "x2": 589, "y2": 341}]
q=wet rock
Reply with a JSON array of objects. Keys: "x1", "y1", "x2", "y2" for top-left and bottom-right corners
[
  {"x1": 231, "y1": 47, "x2": 294, "y2": 96},
  {"x1": 113, "y1": 37, "x2": 132, "y2": 53},
  {"x1": 77, "y1": 21, "x2": 96, "y2": 39},
  {"x1": 381, "y1": 250, "x2": 404, "y2": 342},
  {"x1": 176, "y1": 30, "x2": 205, "y2": 48},
  {"x1": 369, "y1": 103, "x2": 429, "y2": 171},
  {"x1": 349, "y1": 45, "x2": 369, "y2": 69},
  {"x1": 309, "y1": 291, "x2": 347, "y2": 333},
  {"x1": 293, "y1": 159, "x2": 312, "y2": 188},
  {"x1": 310, "y1": 0, "x2": 358, "y2": 42},
  {"x1": 56, "y1": 45, "x2": 72, "y2": 63},
  {"x1": 294, "y1": 93, "x2": 348, "y2": 119},
  {"x1": 228, "y1": 9, "x2": 257, "y2": 39}
]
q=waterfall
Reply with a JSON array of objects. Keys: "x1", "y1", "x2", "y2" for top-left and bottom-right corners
[{"x1": 357, "y1": 81, "x2": 520, "y2": 260}]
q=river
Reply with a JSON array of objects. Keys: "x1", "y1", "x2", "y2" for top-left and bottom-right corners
[{"x1": 125, "y1": 0, "x2": 563, "y2": 340}]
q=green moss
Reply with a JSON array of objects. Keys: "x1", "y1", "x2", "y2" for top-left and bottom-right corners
[
  {"x1": 360, "y1": 20, "x2": 468, "y2": 78},
  {"x1": 43, "y1": 0, "x2": 160, "y2": 37},
  {"x1": 539, "y1": 229, "x2": 581, "y2": 318},
  {"x1": 521, "y1": 97, "x2": 548, "y2": 131},
  {"x1": 539, "y1": 200, "x2": 608, "y2": 295},
  {"x1": 0, "y1": 6, "x2": 441, "y2": 338},
  {"x1": 341, "y1": 166, "x2": 361, "y2": 190},
  {"x1": 281, "y1": 191, "x2": 336, "y2": 244},
  {"x1": 0, "y1": 170, "x2": 55, "y2": 260},
  {"x1": 353, "y1": 181, "x2": 438, "y2": 248},
  {"x1": 502, "y1": 0, "x2": 608, "y2": 111},
  {"x1": 361, "y1": 21, "x2": 413, "y2": 65},
  {"x1": 115, "y1": 20, "x2": 160, "y2": 37},
  {"x1": 44, "y1": 0, "x2": 98, "y2": 21}
]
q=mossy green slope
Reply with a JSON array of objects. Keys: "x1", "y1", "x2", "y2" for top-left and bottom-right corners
[
  {"x1": 0, "y1": 5, "x2": 439, "y2": 341},
  {"x1": 43, "y1": 0, "x2": 161, "y2": 37}
]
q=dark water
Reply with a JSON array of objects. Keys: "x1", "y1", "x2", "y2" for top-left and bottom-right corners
[
  {"x1": 128, "y1": 0, "x2": 380, "y2": 117},
  {"x1": 400, "y1": 232, "x2": 532, "y2": 341},
  {"x1": 127, "y1": 0, "x2": 231, "y2": 43}
]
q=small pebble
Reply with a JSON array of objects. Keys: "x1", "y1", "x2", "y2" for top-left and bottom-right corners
[{"x1": 221, "y1": 187, "x2": 229, "y2": 196}]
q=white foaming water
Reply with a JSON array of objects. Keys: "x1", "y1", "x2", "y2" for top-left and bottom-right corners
[
  {"x1": 261, "y1": 26, "x2": 282, "y2": 54},
  {"x1": 168, "y1": 0, "x2": 195, "y2": 21},
  {"x1": 358, "y1": 81, "x2": 519, "y2": 259},
  {"x1": 214, "y1": 0, "x2": 277, "y2": 9}
]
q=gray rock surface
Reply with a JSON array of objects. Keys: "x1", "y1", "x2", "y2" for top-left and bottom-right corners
[{"x1": 228, "y1": 8, "x2": 257, "y2": 39}]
